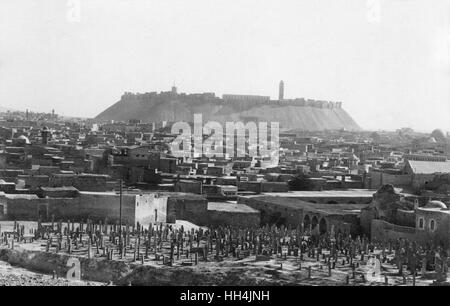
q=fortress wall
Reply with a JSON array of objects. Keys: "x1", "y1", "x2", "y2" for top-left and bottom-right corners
[{"x1": 96, "y1": 91, "x2": 358, "y2": 131}]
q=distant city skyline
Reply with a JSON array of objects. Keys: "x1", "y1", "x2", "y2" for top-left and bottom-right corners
[{"x1": 0, "y1": 0, "x2": 449, "y2": 132}]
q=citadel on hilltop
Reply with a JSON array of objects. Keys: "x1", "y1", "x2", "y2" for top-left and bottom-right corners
[
  {"x1": 121, "y1": 81, "x2": 344, "y2": 110},
  {"x1": 97, "y1": 81, "x2": 358, "y2": 131}
]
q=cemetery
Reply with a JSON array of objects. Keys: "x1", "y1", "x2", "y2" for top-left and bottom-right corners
[{"x1": 0, "y1": 218, "x2": 447, "y2": 286}]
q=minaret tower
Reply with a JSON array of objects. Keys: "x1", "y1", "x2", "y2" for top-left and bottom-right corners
[
  {"x1": 278, "y1": 80, "x2": 284, "y2": 101},
  {"x1": 171, "y1": 82, "x2": 178, "y2": 96}
]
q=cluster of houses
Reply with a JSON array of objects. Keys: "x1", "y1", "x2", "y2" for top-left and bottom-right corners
[{"x1": 0, "y1": 111, "x2": 449, "y2": 246}]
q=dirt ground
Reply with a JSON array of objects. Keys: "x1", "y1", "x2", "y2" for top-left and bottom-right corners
[{"x1": 0, "y1": 260, "x2": 105, "y2": 286}]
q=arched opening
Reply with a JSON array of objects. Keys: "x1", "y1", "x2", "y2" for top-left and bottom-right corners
[
  {"x1": 303, "y1": 215, "x2": 311, "y2": 230},
  {"x1": 430, "y1": 219, "x2": 436, "y2": 232},
  {"x1": 260, "y1": 210, "x2": 267, "y2": 224},
  {"x1": 418, "y1": 217, "x2": 424, "y2": 229},
  {"x1": 319, "y1": 218, "x2": 327, "y2": 235},
  {"x1": 268, "y1": 212, "x2": 286, "y2": 226},
  {"x1": 327, "y1": 201, "x2": 338, "y2": 204},
  {"x1": 311, "y1": 216, "x2": 319, "y2": 230}
]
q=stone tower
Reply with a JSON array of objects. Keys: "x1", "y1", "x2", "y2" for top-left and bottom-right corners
[
  {"x1": 278, "y1": 80, "x2": 284, "y2": 101},
  {"x1": 41, "y1": 126, "x2": 50, "y2": 145}
]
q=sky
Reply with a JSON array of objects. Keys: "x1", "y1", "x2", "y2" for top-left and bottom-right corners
[{"x1": 0, "y1": 0, "x2": 449, "y2": 132}]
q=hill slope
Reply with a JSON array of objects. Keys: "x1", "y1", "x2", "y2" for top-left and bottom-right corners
[{"x1": 96, "y1": 93, "x2": 361, "y2": 131}]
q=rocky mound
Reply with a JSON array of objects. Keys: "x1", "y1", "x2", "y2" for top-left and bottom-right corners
[{"x1": 96, "y1": 93, "x2": 361, "y2": 131}]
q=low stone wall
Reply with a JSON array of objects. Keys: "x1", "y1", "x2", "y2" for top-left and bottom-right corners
[{"x1": 371, "y1": 219, "x2": 417, "y2": 242}]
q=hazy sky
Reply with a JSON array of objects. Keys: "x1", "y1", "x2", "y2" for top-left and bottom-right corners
[{"x1": 0, "y1": 0, "x2": 449, "y2": 132}]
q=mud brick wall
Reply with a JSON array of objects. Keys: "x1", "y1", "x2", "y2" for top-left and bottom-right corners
[
  {"x1": 72, "y1": 175, "x2": 109, "y2": 192},
  {"x1": 396, "y1": 209, "x2": 416, "y2": 227},
  {"x1": 159, "y1": 158, "x2": 177, "y2": 173},
  {"x1": 238, "y1": 196, "x2": 303, "y2": 227},
  {"x1": 37, "y1": 166, "x2": 61, "y2": 175},
  {"x1": 0, "y1": 183, "x2": 16, "y2": 193},
  {"x1": 20, "y1": 175, "x2": 50, "y2": 189},
  {"x1": 0, "y1": 169, "x2": 24, "y2": 181},
  {"x1": 51, "y1": 175, "x2": 110, "y2": 192},
  {"x1": 167, "y1": 196, "x2": 208, "y2": 226},
  {"x1": 207, "y1": 209, "x2": 260, "y2": 227},
  {"x1": 50, "y1": 174, "x2": 75, "y2": 187},
  {"x1": 4, "y1": 197, "x2": 46, "y2": 220},
  {"x1": 71, "y1": 193, "x2": 135, "y2": 224},
  {"x1": 261, "y1": 182, "x2": 289, "y2": 192},
  {"x1": 237, "y1": 181, "x2": 261, "y2": 193},
  {"x1": 174, "y1": 180, "x2": 202, "y2": 194},
  {"x1": 39, "y1": 188, "x2": 78, "y2": 198},
  {"x1": 0, "y1": 195, "x2": 7, "y2": 220},
  {"x1": 135, "y1": 194, "x2": 169, "y2": 224}
]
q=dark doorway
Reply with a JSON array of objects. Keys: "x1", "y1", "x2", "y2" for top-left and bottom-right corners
[
  {"x1": 38, "y1": 204, "x2": 48, "y2": 221},
  {"x1": 319, "y1": 218, "x2": 327, "y2": 235},
  {"x1": 311, "y1": 216, "x2": 318, "y2": 230},
  {"x1": 303, "y1": 215, "x2": 311, "y2": 230}
]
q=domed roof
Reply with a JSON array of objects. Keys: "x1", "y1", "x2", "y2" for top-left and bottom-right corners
[
  {"x1": 17, "y1": 135, "x2": 30, "y2": 144},
  {"x1": 431, "y1": 129, "x2": 446, "y2": 141},
  {"x1": 425, "y1": 200, "x2": 447, "y2": 209}
]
